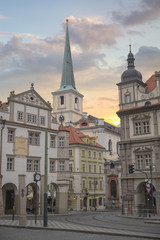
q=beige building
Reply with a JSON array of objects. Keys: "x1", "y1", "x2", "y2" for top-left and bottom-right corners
[{"x1": 117, "y1": 46, "x2": 160, "y2": 216}]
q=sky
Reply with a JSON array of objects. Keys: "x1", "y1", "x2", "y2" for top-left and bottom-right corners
[{"x1": 0, "y1": 0, "x2": 160, "y2": 126}]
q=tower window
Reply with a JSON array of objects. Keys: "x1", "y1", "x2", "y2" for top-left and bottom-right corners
[
  {"x1": 60, "y1": 96, "x2": 64, "y2": 105},
  {"x1": 75, "y1": 97, "x2": 78, "y2": 104},
  {"x1": 125, "y1": 95, "x2": 131, "y2": 103}
]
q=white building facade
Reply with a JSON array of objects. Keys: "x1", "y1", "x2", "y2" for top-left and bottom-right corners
[{"x1": 0, "y1": 84, "x2": 69, "y2": 217}]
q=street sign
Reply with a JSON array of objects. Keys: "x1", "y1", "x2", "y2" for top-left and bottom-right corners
[{"x1": 153, "y1": 191, "x2": 158, "y2": 198}]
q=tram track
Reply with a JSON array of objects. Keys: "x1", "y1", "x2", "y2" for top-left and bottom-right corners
[{"x1": 60, "y1": 212, "x2": 160, "y2": 235}]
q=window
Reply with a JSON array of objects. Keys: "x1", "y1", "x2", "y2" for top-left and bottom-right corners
[
  {"x1": 98, "y1": 153, "x2": 102, "y2": 159},
  {"x1": 40, "y1": 116, "x2": 45, "y2": 126},
  {"x1": 108, "y1": 139, "x2": 112, "y2": 152},
  {"x1": 99, "y1": 165, "x2": 102, "y2": 173},
  {"x1": 100, "y1": 181, "x2": 103, "y2": 190},
  {"x1": 137, "y1": 155, "x2": 143, "y2": 169},
  {"x1": 110, "y1": 163, "x2": 115, "y2": 169},
  {"x1": 94, "y1": 165, "x2": 96, "y2": 173},
  {"x1": 59, "y1": 137, "x2": 64, "y2": 147},
  {"x1": 50, "y1": 135, "x2": 55, "y2": 148},
  {"x1": 135, "y1": 122, "x2": 141, "y2": 135},
  {"x1": 28, "y1": 132, "x2": 40, "y2": 145},
  {"x1": 69, "y1": 180, "x2": 73, "y2": 190},
  {"x1": 59, "y1": 161, "x2": 65, "y2": 171},
  {"x1": 7, "y1": 157, "x2": 14, "y2": 171},
  {"x1": 27, "y1": 113, "x2": 37, "y2": 124},
  {"x1": 27, "y1": 160, "x2": 32, "y2": 172},
  {"x1": 82, "y1": 163, "x2": 85, "y2": 172},
  {"x1": 69, "y1": 163, "x2": 73, "y2": 172},
  {"x1": 60, "y1": 96, "x2": 64, "y2": 105},
  {"x1": 82, "y1": 180, "x2": 85, "y2": 189},
  {"x1": 134, "y1": 120, "x2": 150, "y2": 135},
  {"x1": 34, "y1": 160, "x2": 39, "y2": 172},
  {"x1": 125, "y1": 95, "x2": 131, "y2": 103},
  {"x1": 89, "y1": 164, "x2": 91, "y2": 173},
  {"x1": 88, "y1": 150, "x2": 91, "y2": 158},
  {"x1": 27, "y1": 159, "x2": 40, "y2": 172},
  {"x1": 8, "y1": 129, "x2": 15, "y2": 142},
  {"x1": 82, "y1": 149, "x2": 85, "y2": 157},
  {"x1": 17, "y1": 111, "x2": 23, "y2": 121},
  {"x1": 69, "y1": 150, "x2": 73, "y2": 157},
  {"x1": 145, "y1": 154, "x2": 151, "y2": 169},
  {"x1": 143, "y1": 121, "x2": 150, "y2": 134},
  {"x1": 136, "y1": 154, "x2": 152, "y2": 170},
  {"x1": 75, "y1": 97, "x2": 78, "y2": 104},
  {"x1": 50, "y1": 160, "x2": 55, "y2": 172},
  {"x1": 93, "y1": 152, "x2": 97, "y2": 159},
  {"x1": 89, "y1": 180, "x2": 92, "y2": 190}
]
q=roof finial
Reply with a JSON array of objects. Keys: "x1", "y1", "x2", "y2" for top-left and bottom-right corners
[
  {"x1": 129, "y1": 44, "x2": 131, "y2": 53},
  {"x1": 66, "y1": 17, "x2": 69, "y2": 23},
  {"x1": 31, "y1": 83, "x2": 34, "y2": 89}
]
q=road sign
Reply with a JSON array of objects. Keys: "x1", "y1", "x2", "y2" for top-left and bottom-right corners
[{"x1": 153, "y1": 191, "x2": 158, "y2": 198}]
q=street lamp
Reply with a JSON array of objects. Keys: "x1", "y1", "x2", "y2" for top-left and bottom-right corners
[{"x1": 0, "y1": 119, "x2": 6, "y2": 215}]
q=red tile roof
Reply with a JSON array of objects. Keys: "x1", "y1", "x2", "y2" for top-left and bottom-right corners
[
  {"x1": 66, "y1": 125, "x2": 105, "y2": 149},
  {"x1": 0, "y1": 102, "x2": 7, "y2": 107},
  {"x1": 58, "y1": 124, "x2": 69, "y2": 131},
  {"x1": 145, "y1": 75, "x2": 156, "y2": 92}
]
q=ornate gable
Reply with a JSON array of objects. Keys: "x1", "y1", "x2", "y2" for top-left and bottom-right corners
[{"x1": 8, "y1": 84, "x2": 52, "y2": 110}]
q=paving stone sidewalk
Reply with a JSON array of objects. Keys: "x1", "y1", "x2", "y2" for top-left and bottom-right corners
[{"x1": 0, "y1": 218, "x2": 160, "y2": 239}]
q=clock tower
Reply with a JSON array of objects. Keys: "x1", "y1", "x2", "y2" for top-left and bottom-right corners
[{"x1": 52, "y1": 19, "x2": 84, "y2": 125}]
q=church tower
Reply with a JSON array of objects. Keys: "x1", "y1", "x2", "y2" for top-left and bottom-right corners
[{"x1": 52, "y1": 19, "x2": 84, "y2": 124}]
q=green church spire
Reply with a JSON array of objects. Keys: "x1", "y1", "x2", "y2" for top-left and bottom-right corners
[{"x1": 60, "y1": 19, "x2": 76, "y2": 90}]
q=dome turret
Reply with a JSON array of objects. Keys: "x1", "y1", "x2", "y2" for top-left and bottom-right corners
[{"x1": 121, "y1": 45, "x2": 142, "y2": 83}]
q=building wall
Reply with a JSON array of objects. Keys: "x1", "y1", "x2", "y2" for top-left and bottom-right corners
[{"x1": 68, "y1": 145, "x2": 105, "y2": 211}]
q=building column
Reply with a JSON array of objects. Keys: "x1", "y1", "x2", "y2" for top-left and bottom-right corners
[
  {"x1": 55, "y1": 181, "x2": 69, "y2": 214},
  {"x1": 18, "y1": 175, "x2": 26, "y2": 226},
  {"x1": 0, "y1": 177, "x2": 3, "y2": 215}
]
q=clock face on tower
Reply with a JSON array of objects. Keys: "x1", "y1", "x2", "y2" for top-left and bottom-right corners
[{"x1": 59, "y1": 115, "x2": 65, "y2": 124}]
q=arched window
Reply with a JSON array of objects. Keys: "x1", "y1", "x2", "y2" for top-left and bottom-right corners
[
  {"x1": 108, "y1": 139, "x2": 112, "y2": 151},
  {"x1": 75, "y1": 97, "x2": 78, "y2": 104},
  {"x1": 110, "y1": 180, "x2": 117, "y2": 198}
]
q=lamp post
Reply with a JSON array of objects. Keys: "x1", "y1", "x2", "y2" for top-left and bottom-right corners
[
  {"x1": 0, "y1": 119, "x2": 6, "y2": 215},
  {"x1": 94, "y1": 178, "x2": 97, "y2": 211}
]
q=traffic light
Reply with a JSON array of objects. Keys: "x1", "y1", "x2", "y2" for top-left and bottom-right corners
[{"x1": 129, "y1": 164, "x2": 135, "y2": 174}]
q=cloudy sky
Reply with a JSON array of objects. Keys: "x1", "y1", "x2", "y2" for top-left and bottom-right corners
[{"x1": 0, "y1": 0, "x2": 160, "y2": 125}]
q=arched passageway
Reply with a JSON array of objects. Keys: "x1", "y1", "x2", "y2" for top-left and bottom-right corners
[
  {"x1": 136, "y1": 181, "x2": 156, "y2": 214},
  {"x1": 26, "y1": 182, "x2": 40, "y2": 214},
  {"x1": 2, "y1": 183, "x2": 17, "y2": 214}
]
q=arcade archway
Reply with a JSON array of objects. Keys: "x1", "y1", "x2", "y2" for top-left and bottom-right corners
[{"x1": 2, "y1": 183, "x2": 17, "y2": 214}]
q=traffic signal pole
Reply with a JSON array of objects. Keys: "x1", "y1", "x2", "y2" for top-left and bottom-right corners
[{"x1": 43, "y1": 130, "x2": 48, "y2": 227}]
